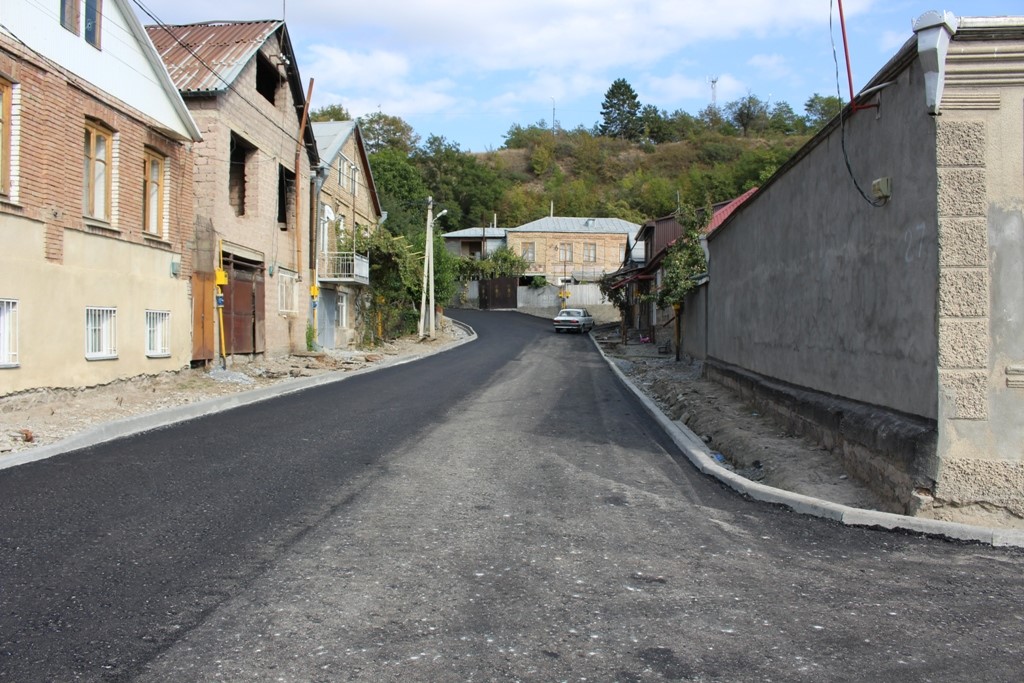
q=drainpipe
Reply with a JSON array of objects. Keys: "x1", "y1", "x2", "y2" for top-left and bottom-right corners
[
  {"x1": 913, "y1": 10, "x2": 957, "y2": 115},
  {"x1": 295, "y1": 78, "x2": 314, "y2": 281}
]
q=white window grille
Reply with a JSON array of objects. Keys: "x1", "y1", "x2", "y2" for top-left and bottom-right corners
[
  {"x1": 85, "y1": 306, "x2": 117, "y2": 360},
  {"x1": 0, "y1": 299, "x2": 18, "y2": 367},
  {"x1": 278, "y1": 270, "x2": 298, "y2": 313},
  {"x1": 338, "y1": 292, "x2": 348, "y2": 329},
  {"x1": 145, "y1": 310, "x2": 170, "y2": 357}
]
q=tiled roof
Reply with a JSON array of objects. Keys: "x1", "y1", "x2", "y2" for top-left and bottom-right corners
[
  {"x1": 507, "y1": 217, "x2": 640, "y2": 234},
  {"x1": 145, "y1": 21, "x2": 282, "y2": 94}
]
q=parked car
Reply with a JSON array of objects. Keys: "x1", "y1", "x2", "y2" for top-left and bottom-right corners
[{"x1": 553, "y1": 308, "x2": 595, "y2": 334}]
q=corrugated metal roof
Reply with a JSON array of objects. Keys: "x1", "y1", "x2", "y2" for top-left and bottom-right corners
[
  {"x1": 311, "y1": 120, "x2": 356, "y2": 163},
  {"x1": 706, "y1": 187, "x2": 758, "y2": 235},
  {"x1": 145, "y1": 21, "x2": 282, "y2": 94},
  {"x1": 441, "y1": 227, "x2": 507, "y2": 239},
  {"x1": 507, "y1": 217, "x2": 640, "y2": 234}
]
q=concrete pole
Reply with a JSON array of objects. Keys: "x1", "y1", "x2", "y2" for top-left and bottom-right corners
[
  {"x1": 418, "y1": 197, "x2": 432, "y2": 338},
  {"x1": 427, "y1": 204, "x2": 436, "y2": 339}
]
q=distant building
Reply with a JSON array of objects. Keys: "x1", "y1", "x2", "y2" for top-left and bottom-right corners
[{"x1": 505, "y1": 217, "x2": 641, "y2": 284}]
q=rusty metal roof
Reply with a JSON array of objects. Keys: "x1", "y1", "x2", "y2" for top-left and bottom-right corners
[{"x1": 145, "y1": 21, "x2": 282, "y2": 94}]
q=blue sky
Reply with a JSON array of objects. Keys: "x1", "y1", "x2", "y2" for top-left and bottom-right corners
[{"x1": 133, "y1": 1, "x2": 1022, "y2": 152}]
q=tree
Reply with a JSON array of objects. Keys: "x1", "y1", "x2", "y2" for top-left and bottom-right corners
[
  {"x1": 804, "y1": 93, "x2": 842, "y2": 130},
  {"x1": 658, "y1": 204, "x2": 709, "y2": 360},
  {"x1": 639, "y1": 104, "x2": 671, "y2": 144},
  {"x1": 358, "y1": 111, "x2": 420, "y2": 156},
  {"x1": 724, "y1": 92, "x2": 768, "y2": 136},
  {"x1": 310, "y1": 103, "x2": 351, "y2": 122},
  {"x1": 599, "y1": 78, "x2": 642, "y2": 141},
  {"x1": 767, "y1": 101, "x2": 802, "y2": 136}
]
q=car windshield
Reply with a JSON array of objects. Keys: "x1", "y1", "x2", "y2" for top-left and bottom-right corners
[{"x1": 559, "y1": 310, "x2": 581, "y2": 317}]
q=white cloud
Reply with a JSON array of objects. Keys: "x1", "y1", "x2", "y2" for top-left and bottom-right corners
[{"x1": 747, "y1": 54, "x2": 792, "y2": 79}]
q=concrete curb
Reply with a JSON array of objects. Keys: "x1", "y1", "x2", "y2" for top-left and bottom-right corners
[
  {"x1": 1, "y1": 321, "x2": 478, "y2": 472},
  {"x1": 594, "y1": 338, "x2": 1024, "y2": 549}
]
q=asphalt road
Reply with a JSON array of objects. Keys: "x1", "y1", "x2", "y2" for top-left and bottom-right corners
[{"x1": 1, "y1": 309, "x2": 1022, "y2": 682}]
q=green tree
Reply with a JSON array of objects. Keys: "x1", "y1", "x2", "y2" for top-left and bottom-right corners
[
  {"x1": 599, "y1": 78, "x2": 642, "y2": 141},
  {"x1": 658, "y1": 204, "x2": 709, "y2": 360},
  {"x1": 368, "y1": 148, "x2": 429, "y2": 239},
  {"x1": 639, "y1": 104, "x2": 671, "y2": 144},
  {"x1": 310, "y1": 103, "x2": 351, "y2": 122},
  {"x1": 767, "y1": 101, "x2": 802, "y2": 135},
  {"x1": 804, "y1": 93, "x2": 842, "y2": 130},
  {"x1": 358, "y1": 111, "x2": 420, "y2": 155},
  {"x1": 724, "y1": 92, "x2": 768, "y2": 136}
]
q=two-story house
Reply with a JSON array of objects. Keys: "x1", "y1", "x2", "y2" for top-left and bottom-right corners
[
  {"x1": 0, "y1": 0, "x2": 201, "y2": 395},
  {"x1": 310, "y1": 120, "x2": 382, "y2": 348},
  {"x1": 505, "y1": 217, "x2": 640, "y2": 285},
  {"x1": 147, "y1": 20, "x2": 318, "y2": 362}
]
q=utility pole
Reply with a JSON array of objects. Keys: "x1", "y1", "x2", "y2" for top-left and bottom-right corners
[{"x1": 418, "y1": 197, "x2": 446, "y2": 340}]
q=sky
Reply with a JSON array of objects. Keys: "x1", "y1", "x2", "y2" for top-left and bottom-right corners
[{"x1": 131, "y1": 0, "x2": 1023, "y2": 152}]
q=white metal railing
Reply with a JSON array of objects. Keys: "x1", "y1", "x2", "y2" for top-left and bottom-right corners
[{"x1": 317, "y1": 251, "x2": 369, "y2": 284}]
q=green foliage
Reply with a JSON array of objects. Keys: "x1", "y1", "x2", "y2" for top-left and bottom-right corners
[
  {"x1": 724, "y1": 92, "x2": 769, "y2": 137},
  {"x1": 455, "y1": 247, "x2": 529, "y2": 281},
  {"x1": 530, "y1": 276, "x2": 547, "y2": 289},
  {"x1": 358, "y1": 111, "x2": 420, "y2": 156},
  {"x1": 657, "y1": 205, "x2": 708, "y2": 309},
  {"x1": 310, "y1": 103, "x2": 351, "y2": 122},
  {"x1": 599, "y1": 78, "x2": 642, "y2": 141},
  {"x1": 305, "y1": 322, "x2": 317, "y2": 351},
  {"x1": 804, "y1": 93, "x2": 843, "y2": 130}
]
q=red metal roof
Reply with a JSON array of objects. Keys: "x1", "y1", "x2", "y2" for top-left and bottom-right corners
[
  {"x1": 705, "y1": 186, "x2": 758, "y2": 235},
  {"x1": 145, "y1": 21, "x2": 281, "y2": 94}
]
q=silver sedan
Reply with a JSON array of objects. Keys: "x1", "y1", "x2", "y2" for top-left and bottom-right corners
[{"x1": 553, "y1": 308, "x2": 594, "y2": 334}]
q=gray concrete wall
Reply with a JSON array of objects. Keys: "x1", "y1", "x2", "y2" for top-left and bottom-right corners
[
  {"x1": 682, "y1": 284, "x2": 707, "y2": 360},
  {"x1": 707, "y1": 59, "x2": 939, "y2": 421}
]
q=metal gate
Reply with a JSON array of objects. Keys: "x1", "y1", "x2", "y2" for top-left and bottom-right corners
[
  {"x1": 222, "y1": 254, "x2": 265, "y2": 354},
  {"x1": 479, "y1": 277, "x2": 518, "y2": 310}
]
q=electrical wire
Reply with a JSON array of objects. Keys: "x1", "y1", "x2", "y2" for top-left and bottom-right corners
[
  {"x1": 130, "y1": 0, "x2": 310, "y2": 150},
  {"x1": 829, "y1": 0, "x2": 887, "y2": 208}
]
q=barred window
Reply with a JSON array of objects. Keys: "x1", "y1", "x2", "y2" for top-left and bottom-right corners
[
  {"x1": 85, "y1": 306, "x2": 117, "y2": 360},
  {"x1": 0, "y1": 299, "x2": 18, "y2": 367},
  {"x1": 145, "y1": 310, "x2": 170, "y2": 357}
]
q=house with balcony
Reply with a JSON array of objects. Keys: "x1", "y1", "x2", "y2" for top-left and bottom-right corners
[
  {"x1": 310, "y1": 120, "x2": 382, "y2": 348},
  {"x1": 0, "y1": 0, "x2": 201, "y2": 395},
  {"x1": 147, "y1": 19, "x2": 318, "y2": 362}
]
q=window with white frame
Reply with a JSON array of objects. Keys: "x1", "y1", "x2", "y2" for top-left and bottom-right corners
[
  {"x1": 521, "y1": 242, "x2": 535, "y2": 262},
  {"x1": 85, "y1": 306, "x2": 117, "y2": 360},
  {"x1": 83, "y1": 121, "x2": 113, "y2": 221},
  {"x1": 0, "y1": 299, "x2": 18, "y2": 367},
  {"x1": 145, "y1": 310, "x2": 170, "y2": 357},
  {"x1": 278, "y1": 269, "x2": 298, "y2": 313},
  {"x1": 558, "y1": 242, "x2": 573, "y2": 262},
  {"x1": 0, "y1": 77, "x2": 12, "y2": 198},
  {"x1": 143, "y1": 150, "x2": 167, "y2": 237},
  {"x1": 583, "y1": 242, "x2": 597, "y2": 262},
  {"x1": 338, "y1": 292, "x2": 348, "y2": 329}
]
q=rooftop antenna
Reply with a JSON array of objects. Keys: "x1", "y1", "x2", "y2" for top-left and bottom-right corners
[{"x1": 708, "y1": 76, "x2": 719, "y2": 107}]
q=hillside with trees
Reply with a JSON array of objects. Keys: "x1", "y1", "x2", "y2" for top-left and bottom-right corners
[
  {"x1": 310, "y1": 82, "x2": 839, "y2": 339},
  {"x1": 313, "y1": 80, "x2": 840, "y2": 237}
]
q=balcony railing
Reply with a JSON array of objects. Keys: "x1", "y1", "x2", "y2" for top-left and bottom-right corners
[{"x1": 318, "y1": 251, "x2": 369, "y2": 285}]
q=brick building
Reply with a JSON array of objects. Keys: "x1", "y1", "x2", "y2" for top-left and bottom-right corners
[
  {"x1": 505, "y1": 217, "x2": 641, "y2": 284},
  {"x1": 0, "y1": 0, "x2": 201, "y2": 395},
  {"x1": 147, "y1": 20, "x2": 318, "y2": 362},
  {"x1": 311, "y1": 120, "x2": 382, "y2": 348}
]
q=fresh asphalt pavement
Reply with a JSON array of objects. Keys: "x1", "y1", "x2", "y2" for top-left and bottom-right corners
[{"x1": 0, "y1": 309, "x2": 1022, "y2": 682}]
